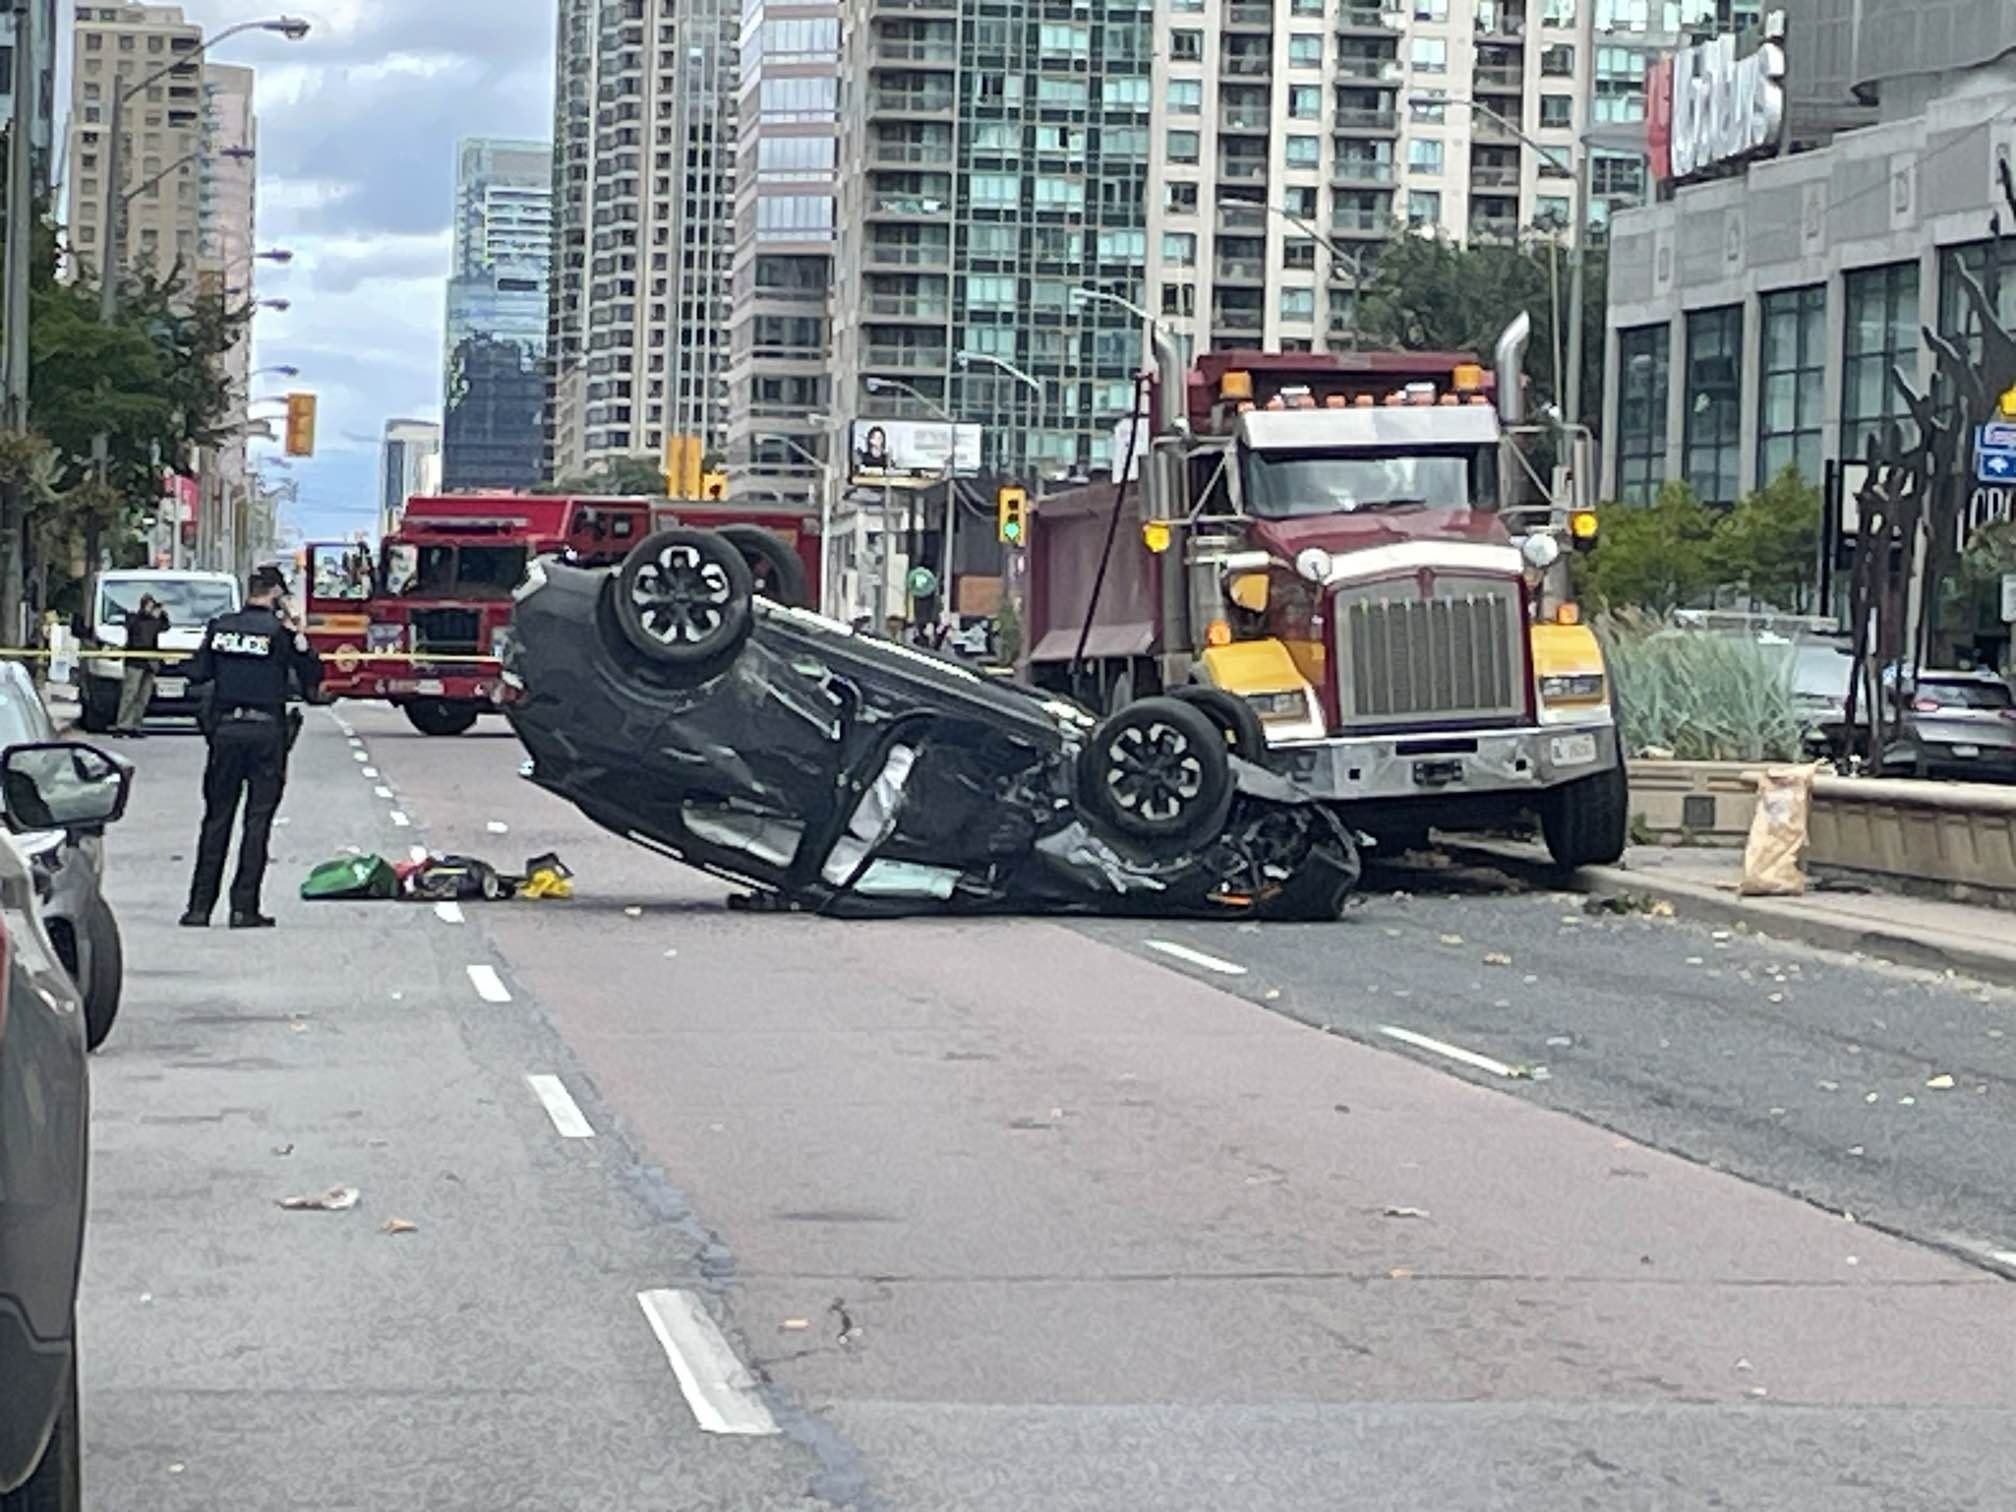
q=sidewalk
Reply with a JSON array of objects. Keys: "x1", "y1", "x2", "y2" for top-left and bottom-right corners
[{"x1": 1452, "y1": 838, "x2": 2016, "y2": 988}]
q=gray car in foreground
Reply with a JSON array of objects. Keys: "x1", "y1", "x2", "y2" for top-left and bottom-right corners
[{"x1": 0, "y1": 742, "x2": 134, "y2": 1512}]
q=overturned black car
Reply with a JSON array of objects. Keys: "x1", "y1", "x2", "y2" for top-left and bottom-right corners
[{"x1": 502, "y1": 527, "x2": 1360, "y2": 919}]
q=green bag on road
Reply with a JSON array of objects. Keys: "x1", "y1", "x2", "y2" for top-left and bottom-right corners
[{"x1": 299, "y1": 854, "x2": 400, "y2": 901}]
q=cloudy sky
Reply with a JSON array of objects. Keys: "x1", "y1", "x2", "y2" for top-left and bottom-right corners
[{"x1": 181, "y1": 1, "x2": 556, "y2": 541}]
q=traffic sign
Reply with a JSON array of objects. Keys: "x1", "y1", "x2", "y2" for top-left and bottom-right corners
[{"x1": 1975, "y1": 421, "x2": 2016, "y2": 483}]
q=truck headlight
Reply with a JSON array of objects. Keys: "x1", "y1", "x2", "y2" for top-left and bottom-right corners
[
  {"x1": 1521, "y1": 534, "x2": 1562, "y2": 570},
  {"x1": 1540, "y1": 672, "x2": 1605, "y2": 703}
]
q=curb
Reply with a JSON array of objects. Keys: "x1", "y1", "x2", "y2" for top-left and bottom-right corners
[{"x1": 1440, "y1": 839, "x2": 2016, "y2": 991}]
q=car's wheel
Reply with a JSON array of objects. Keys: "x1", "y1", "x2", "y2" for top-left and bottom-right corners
[
  {"x1": 403, "y1": 699, "x2": 480, "y2": 737},
  {"x1": 1082, "y1": 695, "x2": 1234, "y2": 848},
  {"x1": 1168, "y1": 685, "x2": 1268, "y2": 762},
  {"x1": 1, "y1": 1351, "x2": 80, "y2": 1511},
  {"x1": 78, "y1": 678, "x2": 117, "y2": 734},
  {"x1": 614, "y1": 528, "x2": 755, "y2": 667},
  {"x1": 716, "y1": 524, "x2": 810, "y2": 609},
  {"x1": 80, "y1": 894, "x2": 123, "y2": 1053},
  {"x1": 1540, "y1": 758, "x2": 1628, "y2": 869}
]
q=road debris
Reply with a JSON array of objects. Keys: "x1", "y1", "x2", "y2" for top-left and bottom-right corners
[{"x1": 277, "y1": 1185, "x2": 360, "y2": 1212}]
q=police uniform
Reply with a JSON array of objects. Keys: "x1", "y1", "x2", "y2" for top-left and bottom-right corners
[{"x1": 180, "y1": 575, "x2": 325, "y2": 928}]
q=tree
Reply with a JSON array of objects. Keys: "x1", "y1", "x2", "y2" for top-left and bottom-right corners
[
  {"x1": 1710, "y1": 467, "x2": 1822, "y2": 612},
  {"x1": 1355, "y1": 229, "x2": 1607, "y2": 426},
  {"x1": 1576, "y1": 480, "x2": 1719, "y2": 614},
  {"x1": 535, "y1": 454, "x2": 667, "y2": 496}
]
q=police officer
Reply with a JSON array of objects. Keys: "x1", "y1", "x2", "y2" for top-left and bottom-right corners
[{"x1": 180, "y1": 566, "x2": 324, "y2": 929}]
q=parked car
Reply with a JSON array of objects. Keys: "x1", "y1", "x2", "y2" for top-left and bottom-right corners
[
  {"x1": 504, "y1": 528, "x2": 1362, "y2": 919},
  {"x1": 1885, "y1": 668, "x2": 2016, "y2": 781},
  {"x1": 0, "y1": 740, "x2": 134, "y2": 1512},
  {"x1": 0, "y1": 665, "x2": 126, "y2": 1049}
]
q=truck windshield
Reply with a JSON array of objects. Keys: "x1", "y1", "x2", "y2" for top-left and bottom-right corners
[
  {"x1": 384, "y1": 544, "x2": 530, "y2": 597},
  {"x1": 1243, "y1": 448, "x2": 1495, "y2": 519},
  {"x1": 98, "y1": 579, "x2": 239, "y2": 627}
]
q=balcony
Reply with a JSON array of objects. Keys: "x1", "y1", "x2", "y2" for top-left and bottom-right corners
[
  {"x1": 1337, "y1": 4, "x2": 1401, "y2": 34},
  {"x1": 1337, "y1": 54, "x2": 1403, "y2": 83},
  {"x1": 868, "y1": 136, "x2": 951, "y2": 167},
  {"x1": 870, "y1": 89, "x2": 955, "y2": 116},
  {"x1": 864, "y1": 293, "x2": 949, "y2": 320},
  {"x1": 871, "y1": 37, "x2": 957, "y2": 65},
  {"x1": 1332, "y1": 158, "x2": 1396, "y2": 186},
  {"x1": 864, "y1": 344, "x2": 948, "y2": 370},
  {"x1": 864, "y1": 241, "x2": 951, "y2": 267},
  {"x1": 1333, "y1": 105, "x2": 1399, "y2": 132},
  {"x1": 870, "y1": 191, "x2": 951, "y2": 218}
]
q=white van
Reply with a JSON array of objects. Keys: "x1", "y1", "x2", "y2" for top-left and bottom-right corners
[{"x1": 79, "y1": 570, "x2": 242, "y2": 731}]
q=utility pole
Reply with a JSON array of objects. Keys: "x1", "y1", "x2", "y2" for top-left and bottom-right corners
[{"x1": 2, "y1": 0, "x2": 39, "y2": 646}]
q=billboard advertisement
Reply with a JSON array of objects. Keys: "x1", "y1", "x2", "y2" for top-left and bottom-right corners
[{"x1": 850, "y1": 418, "x2": 982, "y2": 484}]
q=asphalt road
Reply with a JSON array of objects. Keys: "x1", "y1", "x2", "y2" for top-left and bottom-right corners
[{"x1": 76, "y1": 703, "x2": 2016, "y2": 1510}]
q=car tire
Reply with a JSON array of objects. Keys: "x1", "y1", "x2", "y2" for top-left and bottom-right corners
[
  {"x1": 1082, "y1": 695, "x2": 1235, "y2": 849},
  {"x1": 1540, "y1": 758, "x2": 1628, "y2": 869},
  {"x1": 716, "y1": 525, "x2": 810, "y2": 609},
  {"x1": 1168, "y1": 685, "x2": 1268, "y2": 762},
  {"x1": 613, "y1": 528, "x2": 755, "y2": 668},
  {"x1": 1, "y1": 1351, "x2": 80, "y2": 1511},
  {"x1": 403, "y1": 699, "x2": 481, "y2": 737},
  {"x1": 80, "y1": 894, "x2": 123, "y2": 1053}
]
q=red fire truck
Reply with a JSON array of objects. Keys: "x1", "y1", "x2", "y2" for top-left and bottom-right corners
[{"x1": 302, "y1": 493, "x2": 819, "y2": 734}]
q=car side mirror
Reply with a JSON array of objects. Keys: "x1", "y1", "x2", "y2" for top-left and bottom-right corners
[{"x1": 1, "y1": 741, "x2": 133, "y2": 835}]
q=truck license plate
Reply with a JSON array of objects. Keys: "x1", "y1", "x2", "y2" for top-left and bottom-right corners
[
  {"x1": 1954, "y1": 743, "x2": 1980, "y2": 758},
  {"x1": 1550, "y1": 733, "x2": 1599, "y2": 768},
  {"x1": 156, "y1": 677, "x2": 186, "y2": 698}
]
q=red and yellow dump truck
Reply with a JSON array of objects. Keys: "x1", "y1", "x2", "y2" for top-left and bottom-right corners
[{"x1": 1021, "y1": 316, "x2": 1623, "y2": 866}]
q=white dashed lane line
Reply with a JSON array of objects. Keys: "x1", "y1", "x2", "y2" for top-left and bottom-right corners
[
  {"x1": 636, "y1": 1289, "x2": 779, "y2": 1436},
  {"x1": 1142, "y1": 939, "x2": 1248, "y2": 976},
  {"x1": 466, "y1": 964, "x2": 511, "y2": 1003},
  {"x1": 525, "y1": 1074, "x2": 595, "y2": 1138},
  {"x1": 1377, "y1": 1024, "x2": 1519, "y2": 1079},
  {"x1": 434, "y1": 901, "x2": 464, "y2": 924}
]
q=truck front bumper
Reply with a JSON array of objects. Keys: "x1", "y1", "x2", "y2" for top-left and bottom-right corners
[{"x1": 1268, "y1": 718, "x2": 1619, "y2": 804}]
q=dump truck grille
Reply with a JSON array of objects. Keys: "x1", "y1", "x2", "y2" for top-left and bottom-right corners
[
  {"x1": 1332, "y1": 575, "x2": 1525, "y2": 727},
  {"x1": 410, "y1": 608, "x2": 483, "y2": 657}
]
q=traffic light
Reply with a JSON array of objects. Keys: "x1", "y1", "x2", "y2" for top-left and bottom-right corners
[
  {"x1": 996, "y1": 484, "x2": 1027, "y2": 544},
  {"x1": 283, "y1": 392, "x2": 316, "y2": 457}
]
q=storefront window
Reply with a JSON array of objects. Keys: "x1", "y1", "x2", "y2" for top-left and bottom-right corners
[
  {"x1": 1841, "y1": 261, "x2": 1918, "y2": 460},
  {"x1": 1615, "y1": 322, "x2": 1669, "y2": 504},
  {"x1": 1756, "y1": 284, "x2": 1825, "y2": 487},
  {"x1": 1683, "y1": 306, "x2": 1741, "y2": 506},
  {"x1": 1936, "y1": 241, "x2": 2016, "y2": 365}
]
